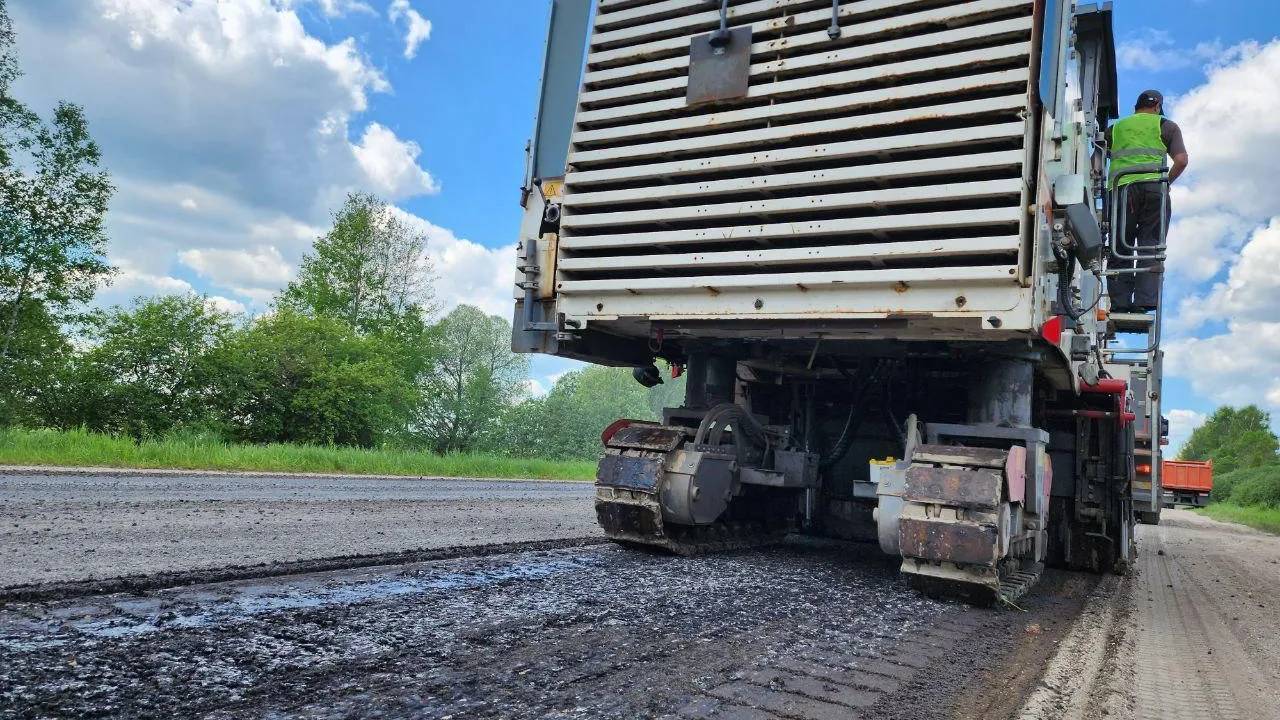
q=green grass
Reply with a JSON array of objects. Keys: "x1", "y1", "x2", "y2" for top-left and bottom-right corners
[
  {"x1": 1196, "y1": 503, "x2": 1280, "y2": 535},
  {"x1": 0, "y1": 428, "x2": 596, "y2": 481}
]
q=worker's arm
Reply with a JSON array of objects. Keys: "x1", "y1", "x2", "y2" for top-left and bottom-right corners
[
  {"x1": 1163, "y1": 120, "x2": 1189, "y2": 184},
  {"x1": 1168, "y1": 152, "x2": 1189, "y2": 184}
]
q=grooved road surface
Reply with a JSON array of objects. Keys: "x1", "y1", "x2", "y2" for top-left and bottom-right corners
[
  {"x1": 0, "y1": 540, "x2": 1091, "y2": 720},
  {"x1": 0, "y1": 472, "x2": 597, "y2": 587},
  {"x1": 1019, "y1": 509, "x2": 1280, "y2": 720}
]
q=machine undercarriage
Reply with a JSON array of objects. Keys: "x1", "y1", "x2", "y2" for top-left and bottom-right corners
[
  {"x1": 513, "y1": 0, "x2": 1153, "y2": 605},
  {"x1": 592, "y1": 341, "x2": 1137, "y2": 605}
]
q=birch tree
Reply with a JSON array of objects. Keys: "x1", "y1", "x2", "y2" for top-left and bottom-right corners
[
  {"x1": 0, "y1": 1, "x2": 113, "y2": 362},
  {"x1": 279, "y1": 193, "x2": 435, "y2": 335}
]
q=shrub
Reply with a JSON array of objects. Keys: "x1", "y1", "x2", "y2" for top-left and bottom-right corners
[
  {"x1": 1228, "y1": 465, "x2": 1280, "y2": 508},
  {"x1": 1212, "y1": 467, "x2": 1248, "y2": 503}
]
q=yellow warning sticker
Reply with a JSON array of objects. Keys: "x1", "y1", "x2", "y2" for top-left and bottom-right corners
[{"x1": 541, "y1": 179, "x2": 564, "y2": 199}]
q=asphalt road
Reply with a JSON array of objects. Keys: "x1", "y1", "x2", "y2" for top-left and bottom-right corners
[
  {"x1": 0, "y1": 471, "x2": 597, "y2": 588},
  {"x1": 5, "y1": 473, "x2": 1277, "y2": 719}
]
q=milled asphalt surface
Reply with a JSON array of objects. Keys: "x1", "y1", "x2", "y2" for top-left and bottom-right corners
[
  {"x1": 0, "y1": 538, "x2": 1095, "y2": 719},
  {"x1": 0, "y1": 472, "x2": 597, "y2": 587},
  {"x1": 1018, "y1": 509, "x2": 1280, "y2": 720}
]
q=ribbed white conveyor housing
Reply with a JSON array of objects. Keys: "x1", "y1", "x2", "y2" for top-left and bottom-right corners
[{"x1": 555, "y1": 0, "x2": 1039, "y2": 322}]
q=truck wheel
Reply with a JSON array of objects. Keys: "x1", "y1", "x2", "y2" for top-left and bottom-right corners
[{"x1": 1137, "y1": 511, "x2": 1161, "y2": 526}]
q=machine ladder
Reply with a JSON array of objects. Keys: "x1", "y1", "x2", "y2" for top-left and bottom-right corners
[{"x1": 1101, "y1": 164, "x2": 1170, "y2": 519}]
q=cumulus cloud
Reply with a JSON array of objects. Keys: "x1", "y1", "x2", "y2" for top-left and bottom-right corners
[
  {"x1": 1177, "y1": 219, "x2": 1280, "y2": 329},
  {"x1": 107, "y1": 260, "x2": 196, "y2": 301},
  {"x1": 1164, "y1": 409, "x2": 1206, "y2": 456},
  {"x1": 9, "y1": 0, "x2": 443, "y2": 307},
  {"x1": 519, "y1": 378, "x2": 549, "y2": 399},
  {"x1": 178, "y1": 246, "x2": 295, "y2": 299},
  {"x1": 288, "y1": 0, "x2": 377, "y2": 17},
  {"x1": 206, "y1": 295, "x2": 249, "y2": 315},
  {"x1": 388, "y1": 0, "x2": 432, "y2": 59},
  {"x1": 354, "y1": 123, "x2": 440, "y2": 197},
  {"x1": 1165, "y1": 322, "x2": 1280, "y2": 413},
  {"x1": 1153, "y1": 40, "x2": 1280, "y2": 417}
]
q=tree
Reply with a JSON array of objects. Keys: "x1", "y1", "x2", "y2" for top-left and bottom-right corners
[
  {"x1": 508, "y1": 365, "x2": 657, "y2": 460},
  {"x1": 0, "y1": 297, "x2": 70, "y2": 426},
  {"x1": 0, "y1": 0, "x2": 38, "y2": 170},
  {"x1": 279, "y1": 193, "x2": 434, "y2": 335},
  {"x1": 0, "y1": 1, "x2": 113, "y2": 362},
  {"x1": 414, "y1": 305, "x2": 528, "y2": 453},
  {"x1": 63, "y1": 295, "x2": 234, "y2": 438},
  {"x1": 1180, "y1": 405, "x2": 1280, "y2": 475},
  {"x1": 208, "y1": 309, "x2": 413, "y2": 447}
]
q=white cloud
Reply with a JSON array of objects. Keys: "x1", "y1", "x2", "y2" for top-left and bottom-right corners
[
  {"x1": 206, "y1": 295, "x2": 249, "y2": 315},
  {"x1": 388, "y1": 0, "x2": 432, "y2": 59},
  {"x1": 1137, "y1": 39, "x2": 1280, "y2": 418},
  {"x1": 108, "y1": 261, "x2": 196, "y2": 299},
  {"x1": 353, "y1": 122, "x2": 440, "y2": 197},
  {"x1": 1164, "y1": 209, "x2": 1252, "y2": 282},
  {"x1": 9, "y1": 0, "x2": 442, "y2": 309},
  {"x1": 1117, "y1": 29, "x2": 1232, "y2": 72},
  {"x1": 1164, "y1": 409, "x2": 1205, "y2": 457},
  {"x1": 1165, "y1": 321, "x2": 1280, "y2": 415},
  {"x1": 520, "y1": 378, "x2": 549, "y2": 399},
  {"x1": 1177, "y1": 219, "x2": 1280, "y2": 329},
  {"x1": 290, "y1": 0, "x2": 377, "y2": 17},
  {"x1": 178, "y1": 245, "x2": 295, "y2": 297}
]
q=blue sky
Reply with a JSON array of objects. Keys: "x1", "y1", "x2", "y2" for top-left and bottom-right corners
[{"x1": 10, "y1": 0, "x2": 1280, "y2": 450}]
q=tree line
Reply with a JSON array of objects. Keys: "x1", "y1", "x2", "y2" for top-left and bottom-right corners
[
  {"x1": 1179, "y1": 405, "x2": 1280, "y2": 507},
  {"x1": 0, "y1": 2, "x2": 660, "y2": 460}
]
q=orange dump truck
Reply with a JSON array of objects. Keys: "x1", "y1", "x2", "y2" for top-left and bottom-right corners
[{"x1": 1163, "y1": 460, "x2": 1213, "y2": 507}]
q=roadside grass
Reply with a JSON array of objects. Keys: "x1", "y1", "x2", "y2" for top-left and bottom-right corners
[
  {"x1": 0, "y1": 428, "x2": 596, "y2": 481},
  {"x1": 1196, "y1": 503, "x2": 1280, "y2": 535}
]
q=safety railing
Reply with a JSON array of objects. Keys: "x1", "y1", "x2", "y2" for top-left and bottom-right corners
[{"x1": 1101, "y1": 163, "x2": 1170, "y2": 358}]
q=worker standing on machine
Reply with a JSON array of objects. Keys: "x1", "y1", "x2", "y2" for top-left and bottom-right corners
[{"x1": 1106, "y1": 90, "x2": 1190, "y2": 312}]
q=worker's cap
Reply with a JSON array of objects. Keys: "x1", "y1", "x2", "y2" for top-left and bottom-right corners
[{"x1": 1136, "y1": 89, "x2": 1164, "y2": 109}]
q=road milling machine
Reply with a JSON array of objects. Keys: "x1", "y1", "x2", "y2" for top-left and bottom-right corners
[{"x1": 512, "y1": 0, "x2": 1169, "y2": 604}]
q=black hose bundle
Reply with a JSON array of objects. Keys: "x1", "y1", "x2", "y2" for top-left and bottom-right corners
[
  {"x1": 694, "y1": 403, "x2": 771, "y2": 449},
  {"x1": 820, "y1": 359, "x2": 893, "y2": 470}
]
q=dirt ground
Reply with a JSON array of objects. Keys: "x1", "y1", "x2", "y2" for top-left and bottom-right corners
[
  {"x1": 1018, "y1": 509, "x2": 1280, "y2": 720},
  {"x1": 0, "y1": 471, "x2": 596, "y2": 587}
]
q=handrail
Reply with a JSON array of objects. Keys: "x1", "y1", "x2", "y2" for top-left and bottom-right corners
[
  {"x1": 1107, "y1": 163, "x2": 1169, "y2": 262},
  {"x1": 1102, "y1": 163, "x2": 1168, "y2": 356}
]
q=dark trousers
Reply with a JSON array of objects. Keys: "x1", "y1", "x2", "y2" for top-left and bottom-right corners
[{"x1": 1108, "y1": 181, "x2": 1169, "y2": 311}]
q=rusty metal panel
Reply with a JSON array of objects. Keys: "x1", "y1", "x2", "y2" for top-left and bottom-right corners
[
  {"x1": 903, "y1": 466, "x2": 1002, "y2": 510},
  {"x1": 686, "y1": 26, "x2": 752, "y2": 105},
  {"x1": 595, "y1": 498, "x2": 663, "y2": 539},
  {"x1": 596, "y1": 454, "x2": 663, "y2": 492},
  {"x1": 899, "y1": 517, "x2": 999, "y2": 566},
  {"x1": 912, "y1": 444, "x2": 1009, "y2": 468},
  {"x1": 606, "y1": 424, "x2": 685, "y2": 452}
]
